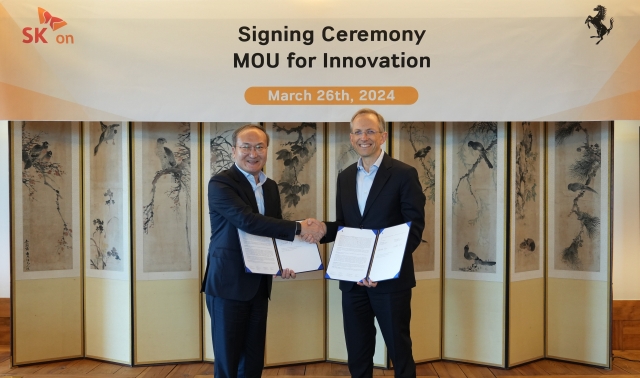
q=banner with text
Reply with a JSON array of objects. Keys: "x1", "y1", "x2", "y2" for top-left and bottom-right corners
[{"x1": 1, "y1": 0, "x2": 640, "y2": 121}]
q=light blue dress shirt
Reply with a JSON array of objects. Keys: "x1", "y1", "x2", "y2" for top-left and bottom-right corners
[
  {"x1": 356, "y1": 151, "x2": 385, "y2": 216},
  {"x1": 235, "y1": 164, "x2": 267, "y2": 215}
]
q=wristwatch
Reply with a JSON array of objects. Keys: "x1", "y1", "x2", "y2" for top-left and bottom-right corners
[{"x1": 295, "y1": 222, "x2": 302, "y2": 235}]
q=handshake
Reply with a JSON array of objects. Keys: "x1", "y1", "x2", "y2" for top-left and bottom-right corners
[{"x1": 300, "y1": 218, "x2": 327, "y2": 244}]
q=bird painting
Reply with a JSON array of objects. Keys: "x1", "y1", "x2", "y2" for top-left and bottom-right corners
[
  {"x1": 467, "y1": 141, "x2": 493, "y2": 169},
  {"x1": 41, "y1": 150, "x2": 53, "y2": 164},
  {"x1": 414, "y1": 146, "x2": 431, "y2": 159},
  {"x1": 156, "y1": 138, "x2": 177, "y2": 170},
  {"x1": 94, "y1": 122, "x2": 119, "y2": 155},
  {"x1": 24, "y1": 141, "x2": 49, "y2": 170},
  {"x1": 519, "y1": 238, "x2": 536, "y2": 252},
  {"x1": 568, "y1": 182, "x2": 597, "y2": 194},
  {"x1": 463, "y1": 243, "x2": 496, "y2": 266}
]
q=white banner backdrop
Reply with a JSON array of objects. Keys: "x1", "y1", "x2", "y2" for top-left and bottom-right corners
[{"x1": 1, "y1": 0, "x2": 640, "y2": 121}]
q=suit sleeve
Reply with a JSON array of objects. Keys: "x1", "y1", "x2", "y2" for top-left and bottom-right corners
[
  {"x1": 402, "y1": 166, "x2": 426, "y2": 254},
  {"x1": 209, "y1": 175, "x2": 296, "y2": 241}
]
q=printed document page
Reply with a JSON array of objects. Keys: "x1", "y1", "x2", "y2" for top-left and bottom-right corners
[
  {"x1": 238, "y1": 229, "x2": 280, "y2": 275},
  {"x1": 275, "y1": 236, "x2": 323, "y2": 274},
  {"x1": 326, "y1": 227, "x2": 377, "y2": 282},
  {"x1": 368, "y1": 223, "x2": 410, "y2": 282}
]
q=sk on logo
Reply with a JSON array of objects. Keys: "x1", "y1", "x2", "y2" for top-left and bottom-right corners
[{"x1": 23, "y1": 7, "x2": 74, "y2": 44}]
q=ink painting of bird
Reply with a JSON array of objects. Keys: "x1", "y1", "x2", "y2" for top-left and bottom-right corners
[
  {"x1": 94, "y1": 122, "x2": 120, "y2": 155},
  {"x1": 467, "y1": 141, "x2": 493, "y2": 169}
]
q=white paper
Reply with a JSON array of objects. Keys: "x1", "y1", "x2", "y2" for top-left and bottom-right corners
[
  {"x1": 326, "y1": 227, "x2": 377, "y2": 282},
  {"x1": 238, "y1": 230, "x2": 280, "y2": 275},
  {"x1": 275, "y1": 236, "x2": 323, "y2": 274},
  {"x1": 368, "y1": 223, "x2": 410, "y2": 282}
]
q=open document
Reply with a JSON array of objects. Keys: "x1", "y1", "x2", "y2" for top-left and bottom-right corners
[
  {"x1": 238, "y1": 229, "x2": 323, "y2": 275},
  {"x1": 325, "y1": 222, "x2": 411, "y2": 282}
]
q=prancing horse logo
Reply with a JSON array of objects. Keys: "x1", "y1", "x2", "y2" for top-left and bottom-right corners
[{"x1": 585, "y1": 5, "x2": 613, "y2": 45}]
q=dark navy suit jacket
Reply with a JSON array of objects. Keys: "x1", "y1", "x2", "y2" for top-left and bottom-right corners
[
  {"x1": 201, "y1": 164, "x2": 296, "y2": 301},
  {"x1": 322, "y1": 153, "x2": 426, "y2": 293}
]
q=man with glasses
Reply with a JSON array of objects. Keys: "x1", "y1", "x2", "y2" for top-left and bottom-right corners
[
  {"x1": 313, "y1": 108, "x2": 425, "y2": 378},
  {"x1": 202, "y1": 124, "x2": 325, "y2": 378}
]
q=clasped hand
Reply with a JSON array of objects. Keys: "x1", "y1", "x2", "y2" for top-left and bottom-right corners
[{"x1": 300, "y1": 218, "x2": 326, "y2": 244}]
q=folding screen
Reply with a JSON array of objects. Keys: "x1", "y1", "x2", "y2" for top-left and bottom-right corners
[
  {"x1": 443, "y1": 122, "x2": 507, "y2": 367},
  {"x1": 11, "y1": 122, "x2": 83, "y2": 364},
  {"x1": 132, "y1": 122, "x2": 201, "y2": 364},
  {"x1": 325, "y1": 122, "x2": 387, "y2": 367},
  {"x1": 201, "y1": 122, "x2": 243, "y2": 362},
  {"x1": 264, "y1": 122, "x2": 325, "y2": 365},
  {"x1": 83, "y1": 122, "x2": 132, "y2": 364},
  {"x1": 508, "y1": 122, "x2": 545, "y2": 367},
  {"x1": 546, "y1": 122, "x2": 611, "y2": 368},
  {"x1": 391, "y1": 122, "x2": 442, "y2": 362}
]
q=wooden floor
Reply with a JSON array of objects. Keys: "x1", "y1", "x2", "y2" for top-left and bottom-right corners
[{"x1": 1, "y1": 347, "x2": 640, "y2": 378}]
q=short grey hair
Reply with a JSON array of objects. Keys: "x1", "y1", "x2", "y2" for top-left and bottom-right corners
[
  {"x1": 350, "y1": 108, "x2": 386, "y2": 132},
  {"x1": 232, "y1": 124, "x2": 269, "y2": 146}
]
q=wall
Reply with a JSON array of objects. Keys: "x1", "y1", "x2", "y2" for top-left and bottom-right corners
[
  {"x1": 612, "y1": 121, "x2": 640, "y2": 300},
  {"x1": 1, "y1": 121, "x2": 639, "y2": 300},
  {"x1": 0, "y1": 121, "x2": 9, "y2": 298}
]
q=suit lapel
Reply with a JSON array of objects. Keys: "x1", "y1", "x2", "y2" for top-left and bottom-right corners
[
  {"x1": 230, "y1": 165, "x2": 259, "y2": 213},
  {"x1": 362, "y1": 154, "x2": 392, "y2": 219},
  {"x1": 343, "y1": 164, "x2": 362, "y2": 222}
]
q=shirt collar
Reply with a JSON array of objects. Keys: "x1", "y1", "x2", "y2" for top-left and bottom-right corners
[
  {"x1": 235, "y1": 164, "x2": 267, "y2": 186},
  {"x1": 357, "y1": 150, "x2": 385, "y2": 172}
]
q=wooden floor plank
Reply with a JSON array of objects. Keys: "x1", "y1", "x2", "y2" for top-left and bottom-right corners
[
  {"x1": 512, "y1": 362, "x2": 549, "y2": 376},
  {"x1": 535, "y1": 360, "x2": 574, "y2": 375},
  {"x1": 491, "y1": 367, "x2": 520, "y2": 376},
  {"x1": 560, "y1": 361, "x2": 607, "y2": 375},
  {"x1": 195, "y1": 363, "x2": 213, "y2": 376},
  {"x1": 5, "y1": 362, "x2": 50, "y2": 375},
  {"x1": 329, "y1": 363, "x2": 350, "y2": 376},
  {"x1": 114, "y1": 366, "x2": 149, "y2": 377},
  {"x1": 431, "y1": 361, "x2": 466, "y2": 378},
  {"x1": 592, "y1": 364, "x2": 634, "y2": 376},
  {"x1": 303, "y1": 363, "x2": 332, "y2": 376},
  {"x1": 277, "y1": 365, "x2": 306, "y2": 376},
  {"x1": 52, "y1": 359, "x2": 102, "y2": 374},
  {"x1": 262, "y1": 366, "x2": 280, "y2": 376},
  {"x1": 87, "y1": 362, "x2": 123, "y2": 375},
  {"x1": 137, "y1": 365, "x2": 177, "y2": 378},
  {"x1": 30, "y1": 361, "x2": 73, "y2": 374},
  {"x1": 458, "y1": 363, "x2": 497, "y2": 378},
  {"x1": 614, "y1": 359, "x2": 640, "y2": 374},
  {"x1": 0, "y1": 359, "x2": 12, "y2": 374},
  {"x1": 415, "y1": 363, "x2": 438, "y2": 377},
  {"x1": 166, "y1": 363, "x2": 205, "y2": 378}
]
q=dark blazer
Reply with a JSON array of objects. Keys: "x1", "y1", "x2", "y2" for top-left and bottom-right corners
[
  {"x1": 201, "y1": 164, "x2": 296, "y2": 301},
  {"x1": 323, "y1": 153, "x2": 426, "y2": 293}
]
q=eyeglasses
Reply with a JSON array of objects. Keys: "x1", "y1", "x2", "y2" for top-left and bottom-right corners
[
  {"x1": 350, "y1": 130, "x2": 383, "y2": 137},
  {"x1": 236, "y1": 144, "x2": 267, "y2": 153}
]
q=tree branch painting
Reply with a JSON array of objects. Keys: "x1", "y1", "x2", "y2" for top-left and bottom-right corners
[
  {"x1": 19, "y1": 122, "x2": 76, "y2": 272},
  {"x1": 553, "y1": 122, "x2": 603, "y2": 271}
]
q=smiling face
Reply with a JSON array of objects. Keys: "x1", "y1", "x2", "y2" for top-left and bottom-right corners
[
  {"x1": 350, "y1": 112, "x2": 387, "y2": 160},
  {"x1": 232, "y1": 128, "x2": 268, "y2": 178}
]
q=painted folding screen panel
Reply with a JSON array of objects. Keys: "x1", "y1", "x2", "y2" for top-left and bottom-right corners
[
  {"x1": 133, "y1": 122, "x2": 201, "y2": 364},
  {"x1": 263, "y1": 122, "x2": 325, "y2": 365},
  {"x1": 391, "y1": 122, "x2": 442, "y2": 362},
  {"x1": 325, "y1": 122, "x2": 387, "y2": 367},
  {"x1": 202, "y1": 122, "x2": 244, "y2": 362},
  {"x1": 443, "y1": 122, "x2": 507, "y2": 367},
  {"x1": 508, "y1": 122, "x2": 545, "y2": 367},
  {"x1": 546, "y1": 122, "x2": 611, "y2": 368},
  {"x1": 83, "y1": 122, "x2": 132, "y2": 364},
  {"x1": 11, "y1": 122, "x2": 83, "y2": 365}
]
